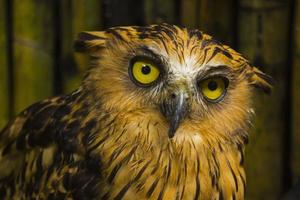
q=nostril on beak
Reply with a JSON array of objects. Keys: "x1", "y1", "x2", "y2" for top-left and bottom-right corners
[
  {"x1": 170, "y1": 92, "x2": 190, "y2": 101},
  {"x1": 191, "y1": 91, "x2": 195, "y2": 97},
  {"x1": 171, "y1": 93, "x2": 177, "y2": 99}
]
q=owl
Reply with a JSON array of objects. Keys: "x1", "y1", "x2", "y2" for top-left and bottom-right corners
[{"x1": 0, "y1": 24, "x2": 273, "y2": 200}]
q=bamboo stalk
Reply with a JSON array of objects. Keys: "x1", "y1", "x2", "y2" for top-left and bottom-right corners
[
  {"x1": 238, "y1": 0, "x2": 289, "y2": 199},
  {"x1": 0, "y1": 0, "x2": 9, "y2": 129},
  {"x1": 60, "y1": 0, "x2": 102, "y2": 93},
  {"x1": 144, "y1": 0, "x2": 176, "y2": 24},
  {"x1": 197, "y1": 0, "x2": 236, "y2": 46},
  {"x1": 291, "y1": 0, "x2": 300, "y2": 185},
  {"x1": 102, "y1": 0, "x2": 144, "y2": 27},
  {"x1": 13, "y1": 0, "x2": 54, "y2": 114},
  {"x1": 180, "y1": 0, "x2": 198, "y2": 28}
]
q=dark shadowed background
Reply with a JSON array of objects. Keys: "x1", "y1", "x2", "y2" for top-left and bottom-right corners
[{"x1": 0, "y1": 0, "x2": 299, "y2": 199}]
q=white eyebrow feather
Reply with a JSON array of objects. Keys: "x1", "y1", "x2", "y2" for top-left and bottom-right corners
[{"x1": 147, "y1": 43, "x2": 230, "y2": 83}]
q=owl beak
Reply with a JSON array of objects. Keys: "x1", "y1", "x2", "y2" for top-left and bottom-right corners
[{"x1": 161, "y1": 91, "x2": 189, "y2": 138}]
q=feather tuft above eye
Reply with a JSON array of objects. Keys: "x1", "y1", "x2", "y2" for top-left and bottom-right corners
[
  {"x1": 248, "y1": 67, "x2": 274, "y2": 94},
  {"x1": 74, "y1": 31, "x2": 108, "y2": 56}
]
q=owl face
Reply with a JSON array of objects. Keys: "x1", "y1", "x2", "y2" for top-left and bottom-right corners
[{"x1": 75, "y1": 24, "x2": 273, "y2": 144}]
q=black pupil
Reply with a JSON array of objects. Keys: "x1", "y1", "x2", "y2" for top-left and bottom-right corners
[
  {"x1": 141, "y1": 65, "x2": 151, "y2": 75},
  {"x1": 208, "y1": 81, "x2": 218, "y2": 91}
]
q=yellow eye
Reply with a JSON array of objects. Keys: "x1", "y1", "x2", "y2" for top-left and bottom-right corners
[
  {"x1": 130, "y1": 60, "x2": 160, "y2": 86},
  {"x1": 199, "y1": 77, "x2": 228, "y2": 101}
]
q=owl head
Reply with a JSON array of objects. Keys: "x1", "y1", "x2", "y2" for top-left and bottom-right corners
[{"x1": 74, "y1": 24, "x2": 273, "y2": 146}]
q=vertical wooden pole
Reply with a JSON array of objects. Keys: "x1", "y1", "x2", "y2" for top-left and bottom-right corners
[
  {"x1": 291, "y1": 0, "x2": 300, "y2": 185},
  {"x1": 13, "y1": 0, "x2": 54, "y2": 113},
  {"x1": 238, "y1": 1, "x2": 289, "y2": 199},
  {"x1": 0, "y1": 0, "x2": 9, "y2": 129},
  {"x1": 60, "y1": 0, "x2": 102, "y2": 93}
]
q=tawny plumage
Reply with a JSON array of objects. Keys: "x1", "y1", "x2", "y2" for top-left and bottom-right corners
[{"x1": 0, "y1": 24, "x2": 273, "y2": 200}]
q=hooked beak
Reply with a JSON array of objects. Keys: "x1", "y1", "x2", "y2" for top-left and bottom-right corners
[{"x1": 161, "y1": 91, "x2": 189, "y2": 138}]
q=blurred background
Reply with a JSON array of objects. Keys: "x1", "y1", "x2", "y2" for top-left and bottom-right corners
[{"x1": 0, "y1": 0, "x2": 299, "y2": 199}]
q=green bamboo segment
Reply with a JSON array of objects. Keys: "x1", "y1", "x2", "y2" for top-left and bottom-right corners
[
  {"x1": 144, "y1": 0, "x2": 176, "y2": 24},
  {"x1": 180, "y1": 0, "x2": 198, "y2": 28},
  {"x1": 238, "y1": 1, "x2": 289, "y2": 199},
  {"x1": 60, "y1": 0, "x2": 102, "y2": 93},
  {"x1": 0, "y1": 0, "x2": 9, "y2": 129},
  {"x1": 291, "y1": 0, "x2": 300, "y2": 184},
  {"x1": 60, "y1": 0, "x2": 77, "y2": 93},
  {"x1": 197, "y1": 0, "x2": 236, "y2": 46},
  {"x1": 13, "y1": 0, "x2": 54, "y2": 114},
  {"x1": 144, "y1": 0, "x2": 154, "y2": 23},
  {"x1": 72, "y1": 0, "x2": 102, "y2": 82}
]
